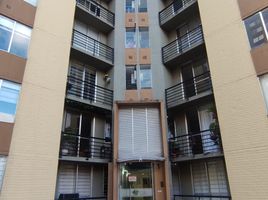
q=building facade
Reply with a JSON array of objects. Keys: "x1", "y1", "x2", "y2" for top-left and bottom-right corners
[{"x1": 0, "y1": 0, "x2": 267, "y2": 200}]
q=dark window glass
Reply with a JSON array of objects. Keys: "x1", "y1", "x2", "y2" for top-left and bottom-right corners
[
  {"x1": 139, "y1": 28, "x2": 149, "y2": 48},
  {"x1": 126, "y1": 0, "x2": 135, "y2": 13},
  {"x1": 126, "y1": 66, "x2": 137, "y2": 89},
  {"x1": 138, "y1": 0, "x2": 147, "y2": 12},
  {"x1": 140, "y1": 65, "x2": 151, "y2": 89},
  {"x1": 126, "y1": 28, "x2": 136, "y2": 48},
  {"x1": 245, "y1": 13, "x2": 267, "y2": 48}
]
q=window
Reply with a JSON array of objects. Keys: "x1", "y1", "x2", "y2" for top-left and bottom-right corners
[
  {"x1": 126, "y1": 66, "x2": 137, "y2": 89},
  {"x1": 0, "y1": 15, "x2": 32, "y2": 58},
  {"x1": 24, "y1": 0, "x2": 38, "y2": 6},
  {"x1": 126, "y1": 0, "x2": 135, "y2": 13},
  {"x1": 244, "y1": 8, "x2": 268, "y2": 48},
  {"x1": 138, "y1": 0, "x2": 147, "y2": 12},
  {"x1": 125, "y1": 28, "x2": 136, "y2": 48},
  {"x1": 260, "y1": 74, "x2": 268, "y2": 111},
  {"x1": 140, "y1": 65, "x2": 152, "y2": 88},
  {"x1": 0, "y1": 79, "x2": 21, "y2": 123},
  {"x1": 126, "y1": 65, "x2": 152, "y2": 90},
  {"x1": 139, "y1": 28, "x2": 149, "y2": 48},
  {"x1": 0, "y1": 156, "x2": 7, "y2": 191}
]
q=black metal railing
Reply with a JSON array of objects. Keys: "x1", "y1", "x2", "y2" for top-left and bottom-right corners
[
  {"x1": 174, "y1": 194, "x2": 231, "y2": 200},
  {"x1": 76, "y1": 0, "x2": 115, "y2": 26},
  {"x1": 165, "y1": 71, "x2": 212, "y2": 109},
  {"x1": 59, "y1": 193, "x2": 106, "y2": 200},
  {"x1": 159, "y1": 0, "x2": 196, "y2": 26},
  {"x1": 72, "y1": 29, "x2": 114, "y2": 64},
  {"x1": 162, "y1": 25, "x2": 204, "y2": 64},
  {"x1": 66, "y1": 75, "x2": 113, "y2": 108},
  {"x1": 169, "y1": 129, "x2": 222, "y2": 159},
  {"x1": 60, "y1": 132, "x2": 112, "y2": 160}
]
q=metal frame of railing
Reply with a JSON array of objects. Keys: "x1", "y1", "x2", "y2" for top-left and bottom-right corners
[
  {"x1": 165, "y1": 71, "x2": 212, "y2": 109},
  {"x1": 169, "y1": 129, "x2": 222, "y2": 159},
  {"x1": 66, "y1": 75, "x2": 113, "y2": 107},
  {"x1": 162, "y1": 25, "x2": 204, "y2": 64},
  {"x1": 159, "y1": 0, "x2": 196, "y2": 26},
  {"x1": 60, "y1": 132, "x2": 112, "y2": 160},
  {"x1": 72, "y1": 29, "x2": 114, "y2": 64},
  {"x1": 174, "y1": 194, "x2": 231, "y2": 200},
  {"x1": 76, "y1": 0, "x2": 115, "y2": 26}
]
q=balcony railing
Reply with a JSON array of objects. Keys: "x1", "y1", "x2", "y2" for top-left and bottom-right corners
[
  {"x1": 169, "y1": 129, "x2": 222, "y2": 159},
  {"x1": 59, "y1": 194, "x2": 107, "y2": 200},
  {"x1": 174, "y1": 194, "x2": 231, "y2": 200},
  {"x1": 72, "y1": 29, "x2": 114, "y2": 64},
  {"x1": 162, "y1": 25, "x2": 204, "y2": 64},
  {"x1": 60, "y1": 132, "x2": 112, "y2": 160},
  {"x1": 76, "y1": 0, "x2": 115, "y2": 26},
  {"x1": 159, "y1": 0, "x2": 196, "y2": 26},
  {"x1": 165, "y1": 71, "x2": 212, "y2": 109},
  {"x1": 66, "y1": 75, "x2": 113, "y2": 108}
]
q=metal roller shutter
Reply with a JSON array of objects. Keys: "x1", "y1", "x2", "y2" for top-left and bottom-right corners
[
  {"x1": 76, "y1": 165, "x2": 91, "y2": 197},
  {"x1": 118, "y1": 107, "x2": 163, "y2": 161}
]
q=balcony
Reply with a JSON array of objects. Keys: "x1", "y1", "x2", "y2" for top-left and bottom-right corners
[
  {"x1": 58, "y1": 195, "x2": 107, "y2": 200},
  {"x1": 60, "y1": 132, "x2": 112, "y2": 163},
  {"x1": 165, "y1": 71, "x2": 212, "y2": 110},
  {"x1": 173, "y1": 195, "x2": 231, "y2": 200},
  {"x1": 76, "y1": 0, "x2": 114, "y2": 33},
  {"x1": 159, "y1": 0, "x2": 198, "y2": 31},
  {"x1": 71, "y1": 30, "x2": 114, "y2": 70},
  {"x1": 162, "y1": 25, "x2": 205, "y2": 66},
  {"x1": 169, "y1": 129, "x2": 223, "y2": 162},
  {"x1": 66, "y1": 75, "x2": 113, "y2": 111}
]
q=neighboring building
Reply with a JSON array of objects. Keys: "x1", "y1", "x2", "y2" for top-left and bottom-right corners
[{"x1": 0, "y1": 0, "x2": 267, "y2": 200}]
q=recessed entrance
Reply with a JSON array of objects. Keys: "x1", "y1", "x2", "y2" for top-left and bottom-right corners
[{"x1": 119, "y1": 162, "x2": 154, "y2": 200}]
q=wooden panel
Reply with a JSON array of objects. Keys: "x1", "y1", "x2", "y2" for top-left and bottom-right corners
[
  {"x1": 125, "y1": 90, "x2": 139, "y2": 101},
  {"x1": 153, "y1": 162, "x2": 166, "y2": 200},
  {"x1": 139, "y1": 48, "x2": 151, "y2": 64},
  {"x1": 140, "y1": 89, "x2": 153, "y2": 101},
  {"x1": 0, "y1": 51, "x2": 26, "y2": 83},
  {"x1": 0, "y1": 122, "x2": 14, "y2": 155},
  {"x1": 237, "y1": 0, "x2": 268, "y2": 19},
  {"x1": 138, "y1": 13, "x2": 149, "y2": 27},
  {"x1": 107, "y1": 163, "x2": 113, "y2": 200},
  {"x1": 125, "y1": 13, "x2": 136, "y2": 27},
  {"x1": 251, "y1": 42, "x2": 268, "y2": 76},
  {"x1": 0, "y1": 0, "x2": 36, "y2": 27},
  {"x1": 125, "y1": 48, "x2": 137, "y2": 65}
]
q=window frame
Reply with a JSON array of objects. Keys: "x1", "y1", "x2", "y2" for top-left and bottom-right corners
[
  {"x1": 125, "y1": 28, "x2": 137, "y2": 48},
  {"x1": 139, "y1": 27, "x2": 149, "y2": 48},
  {"x1": 0, "y1": 79, "x2": 21, "y2": 123},
  {"x1": 244, "y1": 8, "x2": 268, "y2": 48},
  {"x1": 259, "y1": 73, "x2": 268, "y2": 113},
  {"x1": 139, "y1": 65, "x2": 152, "y2": 89},
  {"x1": 126, "y1": 65, "x2": 137, "y2": 90},
  {"x1": 126, "y1": 0, "x2": 135, "y2": 13},
  {"x1": 0, "y1": 15, "x2": 32, "y2": 58}
]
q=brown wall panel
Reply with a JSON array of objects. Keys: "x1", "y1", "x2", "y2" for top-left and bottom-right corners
[
  {"x1": 0, "y1": 51, "x2": 26, "y2": 83},
  {"x1": 125, "y1": 90, "x2": 139, "y2": 101},
  {"x1": 139, "y1": 48, "x2": 151, "y2": 64},
  {"x1": 140, "y1": 89, "x2": 153, "y2": 101},
  {"x1": 0, "y1": 122, "x2": 14, "y2": 155},
  {"x1": 0, "y1": 0, "x2": 36, "y2": 27},
  {"x1": 138, "y1": 13, "x2": 149, "y2": 27},
  {"x1": 251, "y1": 43, "x2": 268, "y2": 76},
  {"x1": 125, "y1": 48, "x2": 137, "y2": 65},
  {"x1": 125, "y1": 13, "x2": 136, "y2": 27},
  {"x1": 153, "y1": 162, "x2": 166, "y2": 200},
  {"x1": 237, "y1": 0, "x2": 268, "y2": 19}
]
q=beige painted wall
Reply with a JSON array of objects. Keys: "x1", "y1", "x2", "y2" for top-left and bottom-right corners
[
  {"x1": 0, "y1": 0, "x2": 76, "y2": 199},
  {"x1": 198, "y1": 0, "x2": 268, "y2": 199}
]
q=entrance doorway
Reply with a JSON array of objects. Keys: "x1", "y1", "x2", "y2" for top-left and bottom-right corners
[{"x1": 119, "y1": 162, "x2": 154, "y2": 200}]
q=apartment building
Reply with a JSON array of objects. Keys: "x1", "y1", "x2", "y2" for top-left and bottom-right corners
[{"x1": 0, "y1": 0, "x2": 267, "y2": 200}]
